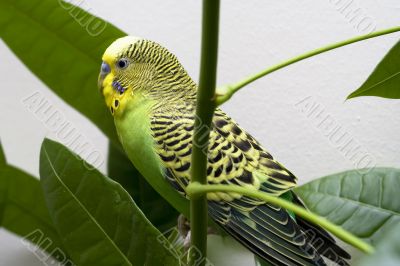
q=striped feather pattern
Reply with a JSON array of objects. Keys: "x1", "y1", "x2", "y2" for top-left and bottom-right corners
[
  {"x1": 153, "y1": 108, "x2": 298, "y2": 198},
  {"x1": 151, "y1": 107, "x2": 349, "y2": 265}
]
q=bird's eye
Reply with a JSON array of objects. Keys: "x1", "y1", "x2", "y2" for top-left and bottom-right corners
[{"x1": 116, "y1": 58, "x2": 129, "y2": 69}]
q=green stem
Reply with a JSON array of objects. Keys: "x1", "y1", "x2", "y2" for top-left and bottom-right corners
[
  {"x1": 186, "y1": 183, "x2": 375, "y2": 254},
  {"x1": 216, "y1": 26, "x2": 400, "y2": 105},
  {"x1": 189, "y1": 1, "x2": 220, "y2": 265}
]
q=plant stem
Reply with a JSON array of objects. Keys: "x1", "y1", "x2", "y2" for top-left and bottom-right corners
[
  {"x1": 186, "y1": 183, "x2": 375, "y2": 254},
  {"x1": 189, "y1": 1, "x2": 220, "y2": 265},
  {"x1": 215, "y1": 26, "x2": 400, "y2": 105}
]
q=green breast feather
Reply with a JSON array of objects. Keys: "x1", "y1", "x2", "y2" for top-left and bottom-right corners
[{"x1": 114, "y1": 96, "x2": 189, "y2": 216}]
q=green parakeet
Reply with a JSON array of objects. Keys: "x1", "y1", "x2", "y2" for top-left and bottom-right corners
[{"x1": 98, "y1": 36, "x2": 350, "y2": 266}]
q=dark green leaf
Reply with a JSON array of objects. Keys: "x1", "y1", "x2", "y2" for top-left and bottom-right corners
[
  {"x1": 0, "y1": 142, "x2": 70, "y2": 262},
  {"x1": 0, "y1": 0, "x2": 124, "y2": 143},
  {"x1": 348, "y1": 40, "x2": 400, "y2": 99},
  {"x1": 108, "y1": 142, "x2": 179, "y2": 232},
  {"x1": 0, "y1": 165, "x2": 67, "y2": 261},
  {"x1": 295, "y1": 168, "x2": 400, "y2": 246},
  {"x1": 0, "y1": 141, "x2": 5, "y2": 165},
  {"x1": 40, "y1": 138, "x2": 179, "y2": 265},
  {"x1": 357, "y1": 223, "x2": 400, "y2": 266}
]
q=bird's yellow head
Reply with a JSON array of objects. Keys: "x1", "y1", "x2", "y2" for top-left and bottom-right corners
[{"x1": 98, "y1": 36, "x2": 196, "y2": 117}]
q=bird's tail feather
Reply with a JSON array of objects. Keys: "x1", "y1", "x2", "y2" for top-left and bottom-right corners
[{"x1": 292, "y1": 194, "x2": 351, "y2": 266}]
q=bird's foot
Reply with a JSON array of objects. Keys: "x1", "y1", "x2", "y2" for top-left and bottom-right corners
[{"x1": 177, "y1": 214, "x2": 218, "y2": 250}]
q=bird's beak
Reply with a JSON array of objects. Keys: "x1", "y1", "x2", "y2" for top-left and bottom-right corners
[{"x1": 98, "y1": 61, "x2": 111, "y2": 92}]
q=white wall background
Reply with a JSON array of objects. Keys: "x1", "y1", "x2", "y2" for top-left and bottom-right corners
[{"x1": 1, "y1": 0, "x2": 399, "y2": 265}]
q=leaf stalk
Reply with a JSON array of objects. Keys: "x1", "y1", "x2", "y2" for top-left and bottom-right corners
[
  {"x1": 216, "y1": 26, "x2": 400, "y2": 105},
  {"x1": 189, "y1": 1, "x2": 220, "y2": 265}
]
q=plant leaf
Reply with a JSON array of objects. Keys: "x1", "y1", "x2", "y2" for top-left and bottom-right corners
[
  {"x1": 0, "y1": 141, "x2": 5, "y2": 165},
  {"x1": 0, "y1": 157, "x2": 66, "y2": 261},
  {"x1": 0, "y1": 0, "x2": 123, "y2": 143},
  {"x1": 0, "y1": 143, "x2": 71, "y2": 263},
  {"x1": 294, "y1": 168, "x2": 400, "y2": 246},
  {"x1": 40, "y1": 138, "x2": 179, "y2": 265},
  {"x1": 108, "y1": 142, "x2": 179, "y2": 232},
  {"x1": 357, "y1": 223, "x2": 400, "y2": 266},
  {"x1": 348, "y1": 40, "x2": 400, "y2": 99}
]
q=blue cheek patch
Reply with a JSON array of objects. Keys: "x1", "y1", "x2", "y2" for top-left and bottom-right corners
[{"x1": 112, "y1": 80, "x2": 126, "y2": 94}]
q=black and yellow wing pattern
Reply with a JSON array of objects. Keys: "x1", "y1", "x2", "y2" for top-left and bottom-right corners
[{"x1": 150, "y1": 107, "x2": 350, "y2": 266}]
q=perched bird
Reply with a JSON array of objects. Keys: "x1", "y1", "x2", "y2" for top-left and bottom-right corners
[{"x1": 98, "y1": 36, "x2": 350, "y2": 266}]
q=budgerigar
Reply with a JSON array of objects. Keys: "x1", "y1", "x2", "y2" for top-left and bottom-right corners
[{"x1": 98, "y1": 36, "x2": 350, "y2": 266}]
